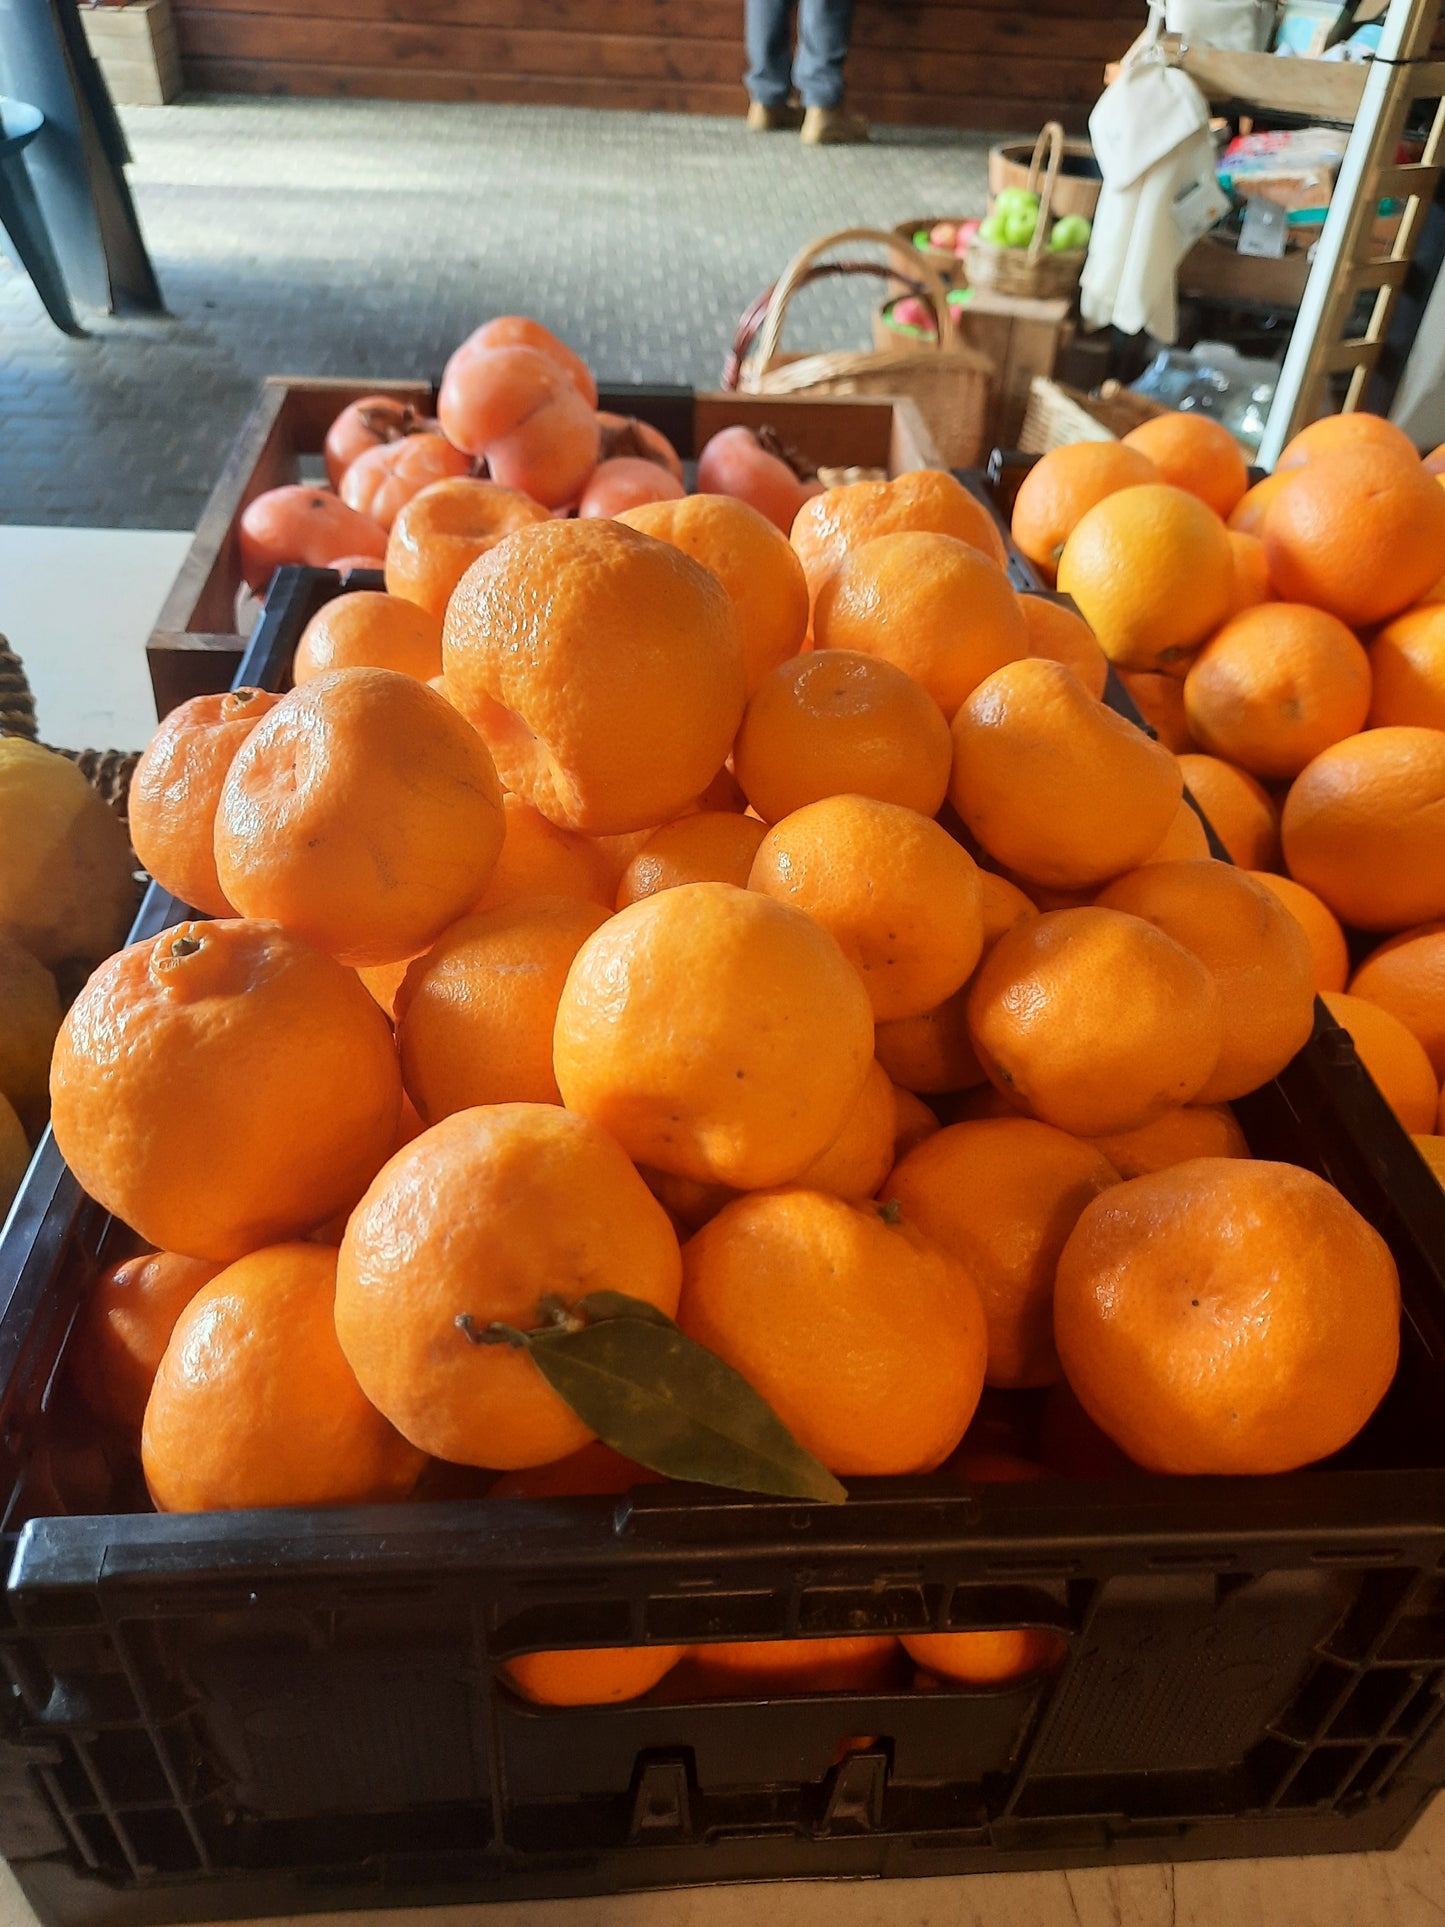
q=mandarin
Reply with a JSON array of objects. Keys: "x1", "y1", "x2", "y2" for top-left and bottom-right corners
[
  {"x1": 1281, "y1": 728, "x2": 1445, "y2": 929},
  {"x1": 1182, "y1": 604, "x2": 1371, "y2": 780},
  {"x1": 1054, "y1": 1159, "x2": 1400, "y2": 1475},
  {"x1": 618, "y1": 493, "x2": 809, "y2": 694},
  {"x1": 1122, "y1": 411, "x2": 1249, "y2": 519},
  {"x1": 1226, "y1": 470, "x2": 1293, "y2": 537},
  {"x1": 443, "y1": 518, "x2": 745, "y2": 834},
  {"x1": 1117, "y1": 668, "x2": 1193, "y2": 755},
  {"x1": 397, "y1": 896, "x2": 611, "y2": 1120},
  {"x1": 966, "y1": 907, "x2": 1223, "y2": 1136},
  {"x1": 1142, "y1": 797, "x2": 1210, "y2": 864},
  {"x1": 1095, "y1": 861, "x2": 1316, "y2": 1101},
  {"x1": 1264, "y1": 446, "x2": 1445, "y2": 626},
  {"x1": 336, "y1": 1104, "x2": 682, "y2": 1468},
  {"x1": 1368, "y1": 602, "x2": 1445, "y2": 729},
  {"x1": 293, "y1": 590, "x2": 443, "y2": 685},
  {"x1": 1226, "y1": 531, "x2": 1274, "y2": 616},
  {"x1": 215, "y1": 669, "x2": 505, "y2": 968},
  {"x1": 748, "y1": 795, "x2": 983, "y2": 1021},
  {"x1": 891, "y1": 1084, "x2": 941, "y2": 1161},
  {"x1": 70, "y1": 1250, "x2": 222, "y2": 1437},
  {"x1": 791, "y1": 469, "x2": 1007, "y2": 609},
  {"x1": 1009, "y1": 442, "x2": 1158, "y2": 585},
  {"x1": 1321, "y1": 991, "x2": 1439, "y2": 1133},
  {"x1": 474, "y1": 793, "x2": 615, "y2": 912},
  {"x1": 948, "y1": 658, "x2": 1182, "y2": 889},
  {"x1": 886, "y1": 1117, "x2": 1119, "y2": 1387},
  {"x1": 51, "y1": 920, "x2": 402, "y2": 1262},
  {"x1": 1084, "y1": 1104, "x2": 1248, "y2": 1178},
  {"x1": 1056, "y1": 484, "x2": 1233, "y2": 671},
  {"x1": 1247, "y1": 870, "x2": 1349, "y2": 994},
  {"x1": 384, "y1": 477, "x2": 548, "y2": 621},
  {"x1": 1350, "y1": 923, "x2": 1445, "y2": 1077},
  {"x1": 1178, "y1": 752, "x2": 1281, "y2": 869},
  {"x1": 793, "y1": 1058, "x2": 897, "y2": 1201},
  {"x1": 734, "y1": 650, "x2": 951, "y2": 823},
  {"x1": 553, "y1": 883, "x2": 874, "y2": 1188},
  {"x1": 1019, "y1": 594, "x2": 1109, "y2": 699},
  {"x1": 617, "y1": 811, "x2": 768, "y2": 908},
  {"x1": 812, "y1": 531, "x2": 1029, "y2": 718},
  {"x1": 686, "y1": 1636, "x2": 899, "y2": 1697},
  {"x1": 677, "y1": 1189, "x2": 987, "y2": 1476},
  {"x1": 128, "y1": 688, "x2": 282, "y2": 918},
  {"x1": 1276, "y1": 411, "x2": 1418, "y2": 471}
]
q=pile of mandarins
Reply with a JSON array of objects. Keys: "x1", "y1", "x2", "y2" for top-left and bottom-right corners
[{"x1": 46, "y1": 319, "x2": 1445, "y2": 1709}]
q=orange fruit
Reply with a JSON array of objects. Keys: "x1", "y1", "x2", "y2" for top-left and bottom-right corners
[
  {"x1": 678, "y1": 1189, "x2": 987, "y2": 1475},
  {"x1": 336, "y1": 1104, "x2": 682, "y2": 1468},
  {"x1": 891, "y1": 1084, "x2": 940, "y2": 1161},
  {"x1": 292, "y1": 590, "x2": 443, "y2": 685},
  {"x1": 1264, "y1": 446, "x2": 1445, "y2": 626},
  {"x1": 966, "y1": 907, "x2": 1224, "y2": 1136},
  {"x1": 128, "y1": 689, "x2": 283, "y2": 918},
  {"x1": 1178, "y1": 752, "x2": 1281, "y2": 870},
  {"x1": 384, "y1": 477, "x2": 548, "y2": 621},
  {"x1": 51, "y1": 920, "x2": 402, "y2": 1262},
  {"x1": 554, "y1": 883, "x2": 874, "y2": 1188},
  {"x1": 443, "y1": 519, "x2": 746, "y2": 834},
  {"x1": 142, "y1": 1243, "x2": 426, "y2": 1511},
  {"x1": 1227, "y1": 470, "x2": 1293, "y2": 536},
  {"x1": 473, "y1": 793, "x2": 614, "y2": 913},
  {"x1": 1019, "y1": 594, "x2": 1109, "y2": 699},
  {"x1": 812, "y1": 532, "x2": 1028, "y2": 718},
  {"x1": 1122, "y1": 411, "x2": 1249, "y2": 519},
  {"x1": 356, "y1": 954, "x2": 416, "y2": 1020},
  {"x1": 585, "y1": 826, "x2": 663, "y2": 898},
  {"x1": 1009, "y1": 442, "x2": 1158, "y2": 585},
  {"x1": 1368, "y1": 602, "x2": 1445, "y2": 729},
  {"x1": 686, "y1": 1636, "x2": 899, "y2": 1697},
  {"x1": 748, "y1": 795, "x2": 983, "y2": 1021},
  {"x1": 1321, "y1": 991, "x2": 1439, "y2": 1132},
  {"x1": 1246, "y1": 871, "x2": 1349, "y2": 993},
  {"x1": 1226, "y1": 530, "x2": 1273, "y2": 616},
  {"x1": 1276, "y1": 411, "x2": 1418, "y2": 471},
  {"x1": 1084, "y1": 1104, "x2": 1248, "y2": 1178},
  {"x1": 0, "y1": 936, "x2": 60, "y2": 1138},
  {"x1": 949, "y1": 658, "x2": 1182, "y2": 889},
  {"x1": 791, "y1": 469, "x2": 1008, "y2": 609},
  {"x1": 617, "y1": 811, "x2": 768, "y2": 908},
  {"x1": 1117, "y1": 668, "x2": 1193, "y2": 754},
  {"x1": 489, "y1": 1445, "x2": 684, "y2": 1704},
  {"x1": 396, "y1": 896, "x2": 611, "y2": 1120},
  {"x1": 1414, "y1": 1134, "x2": 1445, "y2": 1186},
  {"x1": 1183, "y1": 604, "x2": 1371, "y2": 780},
  {"x1": 1350, "y1": 923, "x2": 1445, "y2": 1077},
  {"x1": 70, "y1": 1251, "x2": 222, "y2": 1436},
  {"x1": 733, "y1": 650, "x2": 951, "y2": 824},
  {"x1": 1096, "y1": 860, "x2": 1316, "y2": 1102},
  {"x1": 1281, "y1": 728, "x2": 1445, "y2": 930},
  {"x1": 215, "y1": 669, "x2": 505, "y2": 968},
  {"x1": 1056, "y1": 484, "x2": 1234, "y2": 671},
  {"x1": 1054, "y1": 1158, "x2": 1400, "y2": 1474},
  {"x1": 873, "y1": 872, "x2": 1036, "y2": 1094},
  {"x1": 793, "y1": 1058, "x2": 897, "y2": 1201},
  {"x1": 885, "y1": 1117, "x2": 1119, "y2": 1387},
  {"x1": 617, "y1": 493, "x2": 809, "y2": 694},
  {"x1": 1143, "y1": 797, "x2": 1209, "y2": 864}
]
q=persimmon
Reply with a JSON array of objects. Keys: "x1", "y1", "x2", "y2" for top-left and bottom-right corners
[
  {"x1": 597, "y1": 412, "x2": 684, "y2": 481},
  {"x1": 437, "y1": 343, "x2": 601, "y2": 507},
  {"x1": 455, "y1": 316, "x2": 598, "y2": 408},
  {"x1": 324, "y1": 395, "x2": 436, "y2": 489},
  {"x1": 696, "y1": 425, "x2": 812, "y2": 534},
  {"x1": 339, "y1": 434, "x2": 471, "y2": 530},
  {"x1": 578, "y1": 457, "x2": 685, "y2": 518},
  {"x1": 238, "y1": 487, "x2": 385, "y2": 593},
  {"x1": 485, "y1": 388, "x2": 601, "y2": 509}
]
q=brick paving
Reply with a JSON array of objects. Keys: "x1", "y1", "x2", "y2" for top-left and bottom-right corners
[{"x1": 0, "y1": 97, "x2": 993, "y2": 529}]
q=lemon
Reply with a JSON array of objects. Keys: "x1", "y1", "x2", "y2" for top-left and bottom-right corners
[{"x1": 0, "y1": 741, "x2": 135, "y2": 972}]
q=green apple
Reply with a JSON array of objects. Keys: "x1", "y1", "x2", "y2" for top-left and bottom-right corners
[
  {"x1": 978, "y1": 212, "x2": 1010, "y2": 245},
  {"x1": 1050, "y1": 214, "x2": 1093, "y2": 252},
  {"x1": 1001, "y1": 207, "x2": 1039, "y2": 247},
  {"x1": 994, "y1": 187, "x2": 1040, "y2": 219}
]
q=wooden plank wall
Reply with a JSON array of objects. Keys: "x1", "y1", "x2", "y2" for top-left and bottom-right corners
[{"x1": 172, "y1": 0, "x2": 1135, "y2": 131}]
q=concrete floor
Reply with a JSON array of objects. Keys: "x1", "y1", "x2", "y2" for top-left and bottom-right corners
[{"x1": 0, "y1": 97, "x2": 992, "y2": 529}]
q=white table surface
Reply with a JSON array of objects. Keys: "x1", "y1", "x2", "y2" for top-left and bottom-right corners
[{"x1": 1, "y1": 530, "x2": 1443, "y2": 1926}]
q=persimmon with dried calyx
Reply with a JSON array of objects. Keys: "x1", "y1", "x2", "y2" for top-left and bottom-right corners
[
  {"x1": 339, "y1": 433, "x2": 471, "y2": 530},
  {"x1": 324, "y1": 395, "x2": 438, "y2": 488}
]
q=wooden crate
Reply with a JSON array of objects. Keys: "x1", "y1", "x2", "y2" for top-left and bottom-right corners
[
  {"x1": 147, "y1": 380, "x2": 941, "y2": 718},
  {"x1": 81, "y1": 0, "x2": 182, "y2": 107}
]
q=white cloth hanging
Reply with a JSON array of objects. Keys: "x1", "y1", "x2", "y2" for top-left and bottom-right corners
[{"x1": 1080, "y1": 53, "x2": 1223, "y2": 341}]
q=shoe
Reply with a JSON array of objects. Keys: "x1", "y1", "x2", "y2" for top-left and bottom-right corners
[
  {"x1": 800, "y1": 106, "x2": 869, "y2": 146},
  {"x1": 746, "y1": 100, "x2": 805, "y2": 132}
]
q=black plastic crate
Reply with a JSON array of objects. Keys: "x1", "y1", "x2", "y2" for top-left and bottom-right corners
[{"x1": 5, "y1": 523, "x2": 1445, "y2": 1927}]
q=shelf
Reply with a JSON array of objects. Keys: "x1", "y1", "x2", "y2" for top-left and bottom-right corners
[{"x1": 1105, "y1": 36, "x2": 1368, "y2": 121}]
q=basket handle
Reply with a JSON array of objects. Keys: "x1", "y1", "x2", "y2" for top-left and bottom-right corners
[
  {"x1": 722, "y1": 261, "x2": 929, "y2": 392},
  {"x1": 749, "y1": 226, "x2": 953, "y2": 380},
  {"x1": 1024, "y1": 122, "x2": 1065, "y2": 266}
]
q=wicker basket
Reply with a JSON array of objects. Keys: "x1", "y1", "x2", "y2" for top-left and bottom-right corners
[
  {"x1": 0, "y1": 636, "x2": 141, "y2": 827},
  {"x1": 733, "y1": 227, "x2": 992, "y2": 469},
  {"x1": 888, "y1": 219, "x2": 964, "y2": 294},
  {"x1": 989, "y1": 133, "x2": 1101, "y2": 222},
  {"x1": 1019, "y1": 376, "x2": 1169, "y2": 455},
  {"x1": 965, "y1": 124, "x2": 1088, "y2": 302}
]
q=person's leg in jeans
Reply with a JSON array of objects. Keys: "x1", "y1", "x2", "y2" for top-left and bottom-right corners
[
  {"x1": 792, "y1": 0, "x2": 855, "y2": 108},
  {"x1": 745, "y1": 0, "x2": 795, "y2": 107}
]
